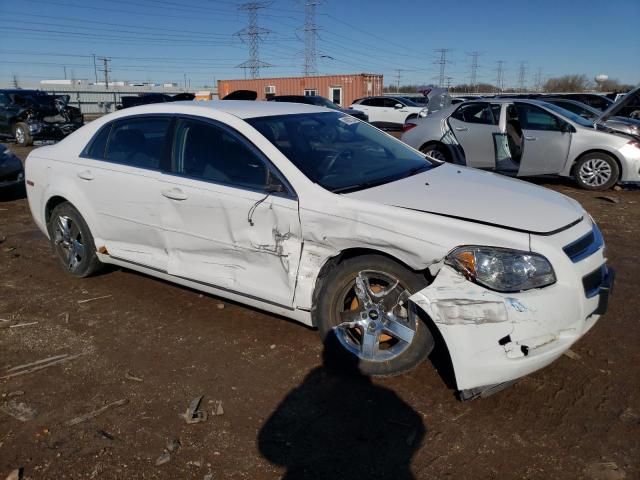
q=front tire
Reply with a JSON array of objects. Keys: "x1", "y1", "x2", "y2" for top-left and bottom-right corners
[
  {"x1": 315, "y1": 255, "x2": 434, "y2": 376},
  {"x1": 574, "y1": 152, "x2": 619, "y2": 190},
  {"x1": 14, "y1": 122, "x2": 33, "y2": 147},
  {"x1": 47, "y1": 202, "x2": 102, "y2": 277}
]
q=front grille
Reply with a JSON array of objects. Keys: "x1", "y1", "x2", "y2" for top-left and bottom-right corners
[
  {"x1": 564, "y1": 224, "x2": 603, "y2": 263},
  {"x1": 583, "y1": 265, "x2": 606, "y2": 298}
]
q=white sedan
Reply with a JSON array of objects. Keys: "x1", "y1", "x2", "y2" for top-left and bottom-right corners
[{"x1": 25, "y1": 101, "x2": 613, "y2": 399}]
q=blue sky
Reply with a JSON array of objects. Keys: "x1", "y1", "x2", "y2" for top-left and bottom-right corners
[{"x1": 1, "y1": 0, "x2": 638, "y2": 88}]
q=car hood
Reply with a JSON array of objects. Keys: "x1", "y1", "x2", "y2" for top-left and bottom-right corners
[
  {"x1": 597, "y1": 86, "x2": 640, "y2": 124},
  {"x1": 345, "y1": 164, "x2": 584, "y2": 235}
]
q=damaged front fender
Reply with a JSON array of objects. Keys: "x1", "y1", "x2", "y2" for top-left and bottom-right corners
[{"x1": 409, "y1": 265, "x2": 600, "y2": 391}]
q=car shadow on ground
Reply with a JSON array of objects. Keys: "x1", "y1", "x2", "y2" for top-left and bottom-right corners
[{"x1": 258, "y1": 331, "x2": 427, "y2": 480}]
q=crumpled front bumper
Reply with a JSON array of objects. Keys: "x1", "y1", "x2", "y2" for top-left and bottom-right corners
[{"x1": 409, "y1": 259, "x2": 613, "y2": 393}]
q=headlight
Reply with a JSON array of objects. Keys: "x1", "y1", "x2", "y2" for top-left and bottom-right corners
[
  {"x1": 418, "y1": 108, "x2": 428, "y2": 117},
  {"x1": 445, "y1": 246, "x2": 556, "y2": 292}
]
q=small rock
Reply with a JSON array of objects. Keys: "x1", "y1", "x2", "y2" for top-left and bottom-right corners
[
  {"x1": 584, "y1": 462, "x2": 626, "y2": 480},
  {"x1": 204, "y1": 474, "x2": 214, "y2": 480},
  {"x1": 187, "y1": 459, "x2": 203, "y2": 468},
  {"x1": 213, "y1": 400, "x2": 224, "y2": 416},
  {"x1": 1, "y1": 399, "x2": 37, "y2": 422},
  {"x1": 167, "y1": 438, "x2": 181, "y2": 452},
  {"x1": 619, "y1": 407, "x2": 639, "y2": 424},
  {"x1": 613, "y1": 185, "x2": 623, "y2": 192},
  {"x1": 563, "y1": 349, "x2": 581, "y2": 360},
  {"x1": 270, "y1": 344, "x2": 276, "y2": 350},
  {"x1": 216, "y1": 303, "x2": 225, "y2": 310},
  {"x1": 155, "y1": 452, "x2": 171, "y2": 466}
]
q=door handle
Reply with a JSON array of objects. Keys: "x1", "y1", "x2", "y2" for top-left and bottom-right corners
[
  {"x1": 454, "y1": 126, "x2": 468, "y2": 131},
  {"x1": 77, "y1": 170, "x2": 94, "y2": 181},
  {"x1": 524, "y1": 136, "x2": 537, "y2": 141},
  {"x1": 161, "y1": 188, "x2": 188, "y2": 201}
]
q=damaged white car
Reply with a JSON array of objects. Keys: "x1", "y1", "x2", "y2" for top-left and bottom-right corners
[{"x1": 25, "y1": 101, "x2": 614, "y2": 399}]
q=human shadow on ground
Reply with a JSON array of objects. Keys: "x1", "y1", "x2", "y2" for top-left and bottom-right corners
[{"x1": 258, "y1": 331, "x2": 426, "y2": 480}]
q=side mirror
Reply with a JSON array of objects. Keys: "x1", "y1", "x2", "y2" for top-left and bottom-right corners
[
  {"x1": 394, "y1": 103, "x2": 404, "y2": 109},
  {"x1": 561, "y1": 122, "x2": 575, "y2": 133},
  {"x1": 266, "y1": 172, "x2": 285, "y2": 193}
]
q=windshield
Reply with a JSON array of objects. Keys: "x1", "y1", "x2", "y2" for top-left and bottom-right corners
[
  {"x1": 540, "y1": 102, "x2": 595, "y2": 128},
  {"x1": 247, "y1": 112, "x2": 437, "y2": 193},
  {"x1": 310, "y1": 97, "x2": 341, "y2": 110},
  {"x1": 403, "y1": 96, "x2": 427, "y2": 106}
]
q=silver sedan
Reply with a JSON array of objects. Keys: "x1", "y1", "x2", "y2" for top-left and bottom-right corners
[{"x1": 401, "y1": 98, "x2": 640, "y2": 190}]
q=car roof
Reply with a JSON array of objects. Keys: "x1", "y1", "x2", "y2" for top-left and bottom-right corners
[{"x1": 119, "y1": 99, "x2": 330, "y2": 119}]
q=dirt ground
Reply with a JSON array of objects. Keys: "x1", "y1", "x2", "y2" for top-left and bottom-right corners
[{"x1": 1, "y1": 142, "x2": 639, "y2": 480}]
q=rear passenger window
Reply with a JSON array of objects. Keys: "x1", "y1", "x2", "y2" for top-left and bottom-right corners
[
  {"x1": 451, "y1": 103, "x2": 496, "y2": 125},
  {"x1": 106, "y1": 117, "x2": 171, "y2": 169},
  {"x1": 172, "y1": 118, "x2": 268, "y2": 190},
  {"x1": 82, "y1": 123, "x2": 112, "y2": 159}
]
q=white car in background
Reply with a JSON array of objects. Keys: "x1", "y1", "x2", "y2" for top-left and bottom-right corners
[
  {"x1": 350, "y1": 96, "x2": 428, "y2": 130},
  {"x1": 25, "y1": 101, "x2": 613, "y2": 399}
]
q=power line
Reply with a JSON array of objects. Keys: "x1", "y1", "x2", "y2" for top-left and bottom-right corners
[{"x1": 235, "y1": 2, "x2": 272, "y2": 79}]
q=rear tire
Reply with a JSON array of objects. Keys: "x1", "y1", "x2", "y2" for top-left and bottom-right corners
[
  {"x1": 574, "y1": 152, "x2": 619, "y2": 190},
  {"x1": 315, "y1": 255, "x2": 434, "y2": 377},
  {"x1": 47, "y1": 202, "x2": 102, "y2": 277},
  {"x1": 14, "y1": 122, "x2": 33, "y2": 147},
  {"x1": 420, "y1": 142, "x2": 450, "y2": 162}
]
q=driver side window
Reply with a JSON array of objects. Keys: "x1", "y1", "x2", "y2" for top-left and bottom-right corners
[
  {"x1": 515, "y1": 103, "x2": 562, "y2": 131},
  {"x1": 171, "y1": 118, "x2": 268, "y2": 191}
]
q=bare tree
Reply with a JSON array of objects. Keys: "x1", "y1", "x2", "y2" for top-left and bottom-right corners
[{"x1": 543, "y1": 74, "x2": 592, "y2": 92}]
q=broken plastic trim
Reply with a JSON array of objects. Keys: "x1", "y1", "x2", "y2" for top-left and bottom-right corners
[{"x1": 458, "y1": 380, "x2": 518, "y2": 401}]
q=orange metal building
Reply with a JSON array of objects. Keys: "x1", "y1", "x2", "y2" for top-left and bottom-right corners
[{"x1": 217, "y1": 73, "x2": 383, "y2": 107}]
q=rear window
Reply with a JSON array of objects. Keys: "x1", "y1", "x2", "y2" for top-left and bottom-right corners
[
  {"x1": 81, "y1": 124, "x2": 112, "y2": 160},
  {"x1": 105, "y1": 116, "x2": 171, "y2": 169}
]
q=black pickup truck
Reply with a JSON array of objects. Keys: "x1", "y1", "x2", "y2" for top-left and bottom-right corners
[{"x1": 0, "y1": 89, "x2": 84, "y2": 146}]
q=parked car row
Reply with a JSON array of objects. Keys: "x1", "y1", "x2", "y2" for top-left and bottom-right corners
[
  {"x1": 403, "y1": 89, "x2": 640, "y2": 190},
  {"x1": 24, "y1": 99, "x2": 614, "y2": 398}
]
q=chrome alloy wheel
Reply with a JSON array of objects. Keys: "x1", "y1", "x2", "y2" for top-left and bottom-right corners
[
  {"x1": 15, "y1": 126, "x2": 26, "y2": 145},
  {"x1": 578, "y1": 158, "x2": 613, "y2": 188},
  {"x1": 53, "y1": 215, "x2": 85, "y2": 272},
  {"x1": 333, "y1": 270, "x2": 417, "y2": 362}
]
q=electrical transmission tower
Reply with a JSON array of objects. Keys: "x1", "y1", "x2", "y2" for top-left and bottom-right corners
[
  {"x1": 301, "y1": 1, "x2": 321, "y2": 77},
  {"x1": 394, "y1": 69, "x2": 403, "y2": 93},
  {"x1": 467, "y1": 51, "x2": 481, "y2": 92},
  {"x1": 235, "y1": 2, "x2": 272, "y2": 79},
  {"x1": 11, "y1": 74, "x2": 19, "y2": 88},
  {"x1": 533, "y1": 67, "x2": 543, "y2": 92},
  {"x1": 495, "y1": 60, "x2": 506, "y2": 92},
  {"x1": 97, "y1": 56, "x2": 111, "y2": 89},
  {"x1": 517, "y1": 61, "x2": 527, "y2": 92},
  {"x1": 433, "y1": 48, "x2": 452, "y2": 88}
]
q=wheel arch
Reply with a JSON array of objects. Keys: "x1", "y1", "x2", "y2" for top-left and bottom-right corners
[
  {"x1": 570, "y1": 149, "x2": 623, "y2": 178},
  {"x1": 45, "y1": 195, "x2": 70, "y2": 224}
]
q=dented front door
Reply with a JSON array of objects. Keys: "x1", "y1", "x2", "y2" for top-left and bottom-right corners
[
  {"x1": 160, "y1": 178, "x2": 301, "y2": 307},
  {"x1": 160, "y1": 117, "x2": 302, "y2": 307}
]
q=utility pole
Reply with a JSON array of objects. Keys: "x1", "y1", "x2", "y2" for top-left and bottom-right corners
[
  {"x1": 467, "y1": 51, "x2": 481, "y2": 92},
  {"x1": 92, "y1": 54, "x2": 98, "y2": 84},
  {"x1": 97, "y1": 56, "x2": 111, "y2": 89},
  {"x1": 235, "y1": 2, "x2": 272, "y2": 79},
  {"x1": 11, "y1": 74, "x2": 18, "y2": 88},
  {"x1": 517, "y1": 61, "x2": 527, "y2": 92},
  {"x1": 495, "y1": 60, "x2": 505, "y2": 92},
  {"x1": 433, "y1": 48, "x2": 452, "y2": 88},
  {"x1": 63, "y1": 66, "x2": 67, "y2": 80},
  {"x1": 184, "y1": 73, "x2": 187, "y2": 90},
  {"x1": 301, "y1": 1, "x2": 321, "y2": 77}
]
